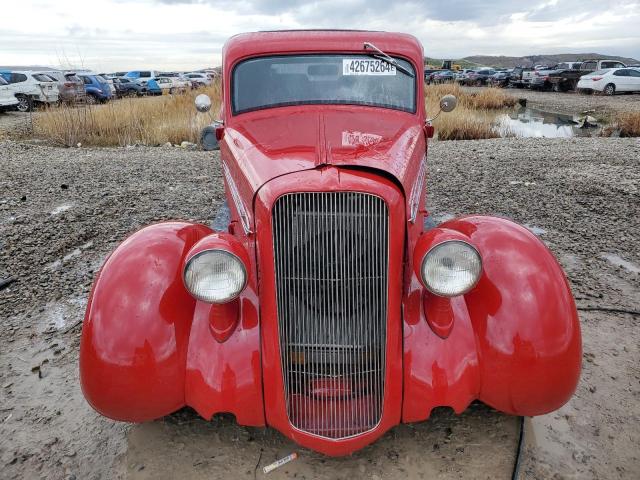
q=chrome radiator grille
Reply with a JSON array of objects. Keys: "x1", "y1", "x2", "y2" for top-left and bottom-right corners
[{"x1": 272, "y1": 192, "x2": 389, "y2": 439}]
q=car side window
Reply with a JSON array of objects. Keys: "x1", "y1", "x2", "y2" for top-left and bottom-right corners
[
  {"x1": 628, "y1": 70, "x2": 640, "y2": 77},
  {"x1": 583, "y1": 62, "x2": 596, "y2": 70},
  {"x1": 613, "y1": 70, "x2": 628, "y2": 76},
  {"x1": 11, "y1": 73, "x2": 27, "y2": 83},
  {"x1": 140, "y1": 71, "x2": 151, "y2": 78},
  {"x1": 82, "y1": 76, "x2": 91, "y2": 85}
]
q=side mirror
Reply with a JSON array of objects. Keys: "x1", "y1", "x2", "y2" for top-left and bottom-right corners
[
  {"x1": 426, "y1": 94, "x2": 458, "y2": 127},
  {"x1": 200, "y1": 123, "x2": 222, "y2": 151},
  {"x1": 439, "y1": 94, "x2": 457, "y2": 112},
  {"x1": 195, "y1": 94, "x2": 212, "y2": 113}
]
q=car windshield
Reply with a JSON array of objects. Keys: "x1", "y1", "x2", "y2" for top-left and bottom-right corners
[{"x1": 232, "y1": 54, "x2": 416, "y2": 115}]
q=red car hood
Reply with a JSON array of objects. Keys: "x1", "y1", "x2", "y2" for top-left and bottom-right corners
[{"x1": 222, "y1": 106, "x2": 425, "y2": 197}]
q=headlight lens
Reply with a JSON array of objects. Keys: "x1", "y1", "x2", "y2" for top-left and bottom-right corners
[
  {"x1": 421, "y1": 240, "x2": 482, "y2": 297},
  {"x1": 184, "y1": 249, "x2": 247, "y2": 303}
]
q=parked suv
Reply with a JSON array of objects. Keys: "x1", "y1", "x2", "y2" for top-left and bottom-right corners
[
  {"x1": 184, "y1": 72, "x2": 212, "y2": 87},
  {"x1": 0, "y1": 76, "x2": 19, "y2": 112},
  {"x1": 113, "y1": 77, "x2": 147, "y2": 97},
  {"x1": 465, "y1": 69, "x2": 496, "y2": 86},
  {"x1": 488, "y1": 71, "x2": 511, "y2": 87},
  {"x1": 124, "y1": 70, "x2": 161, "y2": 80},
  {"x1": 36, "y1": 71, "x2": 86, "y2": 103},
  {"x1": 0, "y1": 71, "x2": 60, "y2": 112},
  {"x1": 78, "y1": 74, "x2": 113, "y2": 104}
]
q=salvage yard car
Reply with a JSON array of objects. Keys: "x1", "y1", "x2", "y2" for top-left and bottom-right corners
[
  {"x1": 0, "y1": 76, "x2": 19, "y2": 112},
  {"x1": 80, "y1": 30, "x2": 582, "y2": 457},
  {"x1": 78, "y1": 73, "x2": 112, "y2": 104},
  {"x1": 577, "y1": 67, "x2": 640, "y2": 95},
  {"x1": 113, "y1": 76, "x2": 147, "y2": 97},
  {"x1": 0, "y1": 70, "x2": 60, "y2": 111},
  {"x1": 35, "y1": 71, "x2": 85, "y2": 103}
]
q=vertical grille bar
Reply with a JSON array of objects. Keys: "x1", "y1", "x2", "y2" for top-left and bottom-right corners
[{"x1": 272, "y1": 192, "x2": 389, "y2": 439}]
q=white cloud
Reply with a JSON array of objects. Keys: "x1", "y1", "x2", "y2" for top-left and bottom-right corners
[{"x1": 0, "y1": 0, "x2": 638, "y2": 71}]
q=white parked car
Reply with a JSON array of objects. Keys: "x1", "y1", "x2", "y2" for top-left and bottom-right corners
[
  {"x1": 155, "y1": 76, "x2": 189, "y2": 94},
  {"x1": 0, "y1": 76, "x2": 19, "y2": 112},
  {"x1": 184, "y1": 72, "x2": 212, "y2": 87},
  {"x1": 577, "y1": 68, "x2": 640, "y2": 95},
  {"x1": 2, "y1": 71, "x2": 59, "y2": 112}
]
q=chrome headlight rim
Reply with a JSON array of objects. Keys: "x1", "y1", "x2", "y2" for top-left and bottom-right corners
[
  {"x1": 420, "y1": 239, "x2": 482, "y2": 297},
  {"x1": 183, "y1": 248, "x2": 248, "y2": 304}
]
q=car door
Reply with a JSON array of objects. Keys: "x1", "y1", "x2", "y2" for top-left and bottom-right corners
[
  {"x1": 627, "y1": 69, "x2": 640, "y2": 92},
  {"x1": 612, "y1": 69, "x2": 630, "y2": 91}
]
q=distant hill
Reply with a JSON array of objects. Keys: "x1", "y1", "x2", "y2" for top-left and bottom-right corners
[
  {"x1": 461, "y1": 53, "x2": 639, "y2": 68},
  {"x1": 424, "y1": 53, "x2": 639, "y2": 69},
  {"x1": 424, "y1": 57, "x2": 479, "y2": 69}
]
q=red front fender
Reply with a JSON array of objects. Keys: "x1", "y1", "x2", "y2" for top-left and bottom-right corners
[
  {"x1": 80, "y1": 222, "x2": 211, "y2": 421},
  {"x1": 403, "y1": 215, "x2": 581, "y2": 422}
]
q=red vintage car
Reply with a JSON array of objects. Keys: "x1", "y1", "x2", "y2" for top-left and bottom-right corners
[{"x1": 80, "y1": 30, "x2": 581, "y2": 456}]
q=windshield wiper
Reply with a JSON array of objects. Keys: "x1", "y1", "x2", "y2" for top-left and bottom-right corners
[{"x1": 363, "y1": 42, "x2": 415, "y2": 77}]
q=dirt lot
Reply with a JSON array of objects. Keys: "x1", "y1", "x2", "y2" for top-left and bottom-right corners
[{"x1": 2, "y1": 81, "x2": 640, "y2": 480}]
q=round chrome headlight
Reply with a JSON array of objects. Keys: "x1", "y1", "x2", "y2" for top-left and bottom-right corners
[
  {"x1": 184, "y1": 249, "x2": 247, "y2": 303},
  {"x1": 421, "y1": 240, "x2": 482, "y2": 297}
]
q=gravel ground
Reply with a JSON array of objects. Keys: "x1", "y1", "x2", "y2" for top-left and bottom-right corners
[
  {"x1": 1, "y1": 137, "x2": 639, "y2": 480},
  {"x1": 463, "y1": 85, "x2": 640, "y2": 116},
  {"x1": 0, "y1": 112, "x2": 36, "y2": 140}
]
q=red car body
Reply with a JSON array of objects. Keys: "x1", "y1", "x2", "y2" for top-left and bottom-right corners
[{"x1": 80, "y1": 30, "x2": 581, "y2": 456}]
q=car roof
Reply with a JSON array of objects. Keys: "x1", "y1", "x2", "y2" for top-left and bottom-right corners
[{"x1": 223, "y1": 30, "x2": 423, "y2": 70}]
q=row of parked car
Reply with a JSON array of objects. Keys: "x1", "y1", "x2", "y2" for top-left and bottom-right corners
[
  {"x1": 425, "y1": 59, "x2": 640, "y2": 95},
  {"x1": 0, "y1": 69, "x2": 219, "y2": 112}
]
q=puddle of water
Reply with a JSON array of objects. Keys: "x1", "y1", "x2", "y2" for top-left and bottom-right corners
[
  {"x1": 51, "y1": 203, "x2": 73, "y2": 215},
  {"x1": 600, "y1": 253, "x2": 640, "y2": 274},
  {"x1": 496, "y1": 107, "x2": 600, "y2": 138}
]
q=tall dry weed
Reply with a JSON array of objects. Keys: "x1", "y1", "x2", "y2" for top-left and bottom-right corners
[
  {"x1": 616, "y1": 111, "x2": 640, "y2": 137},
  {"x1": 33, "y1": 79, "x2": 521, "y2": 146},
  {"x1": 425, "y1": 84, "x2": 516, "y2": 140},
  {"x1": 34, "y1": 83, "x2": 222, "y2": 147}
]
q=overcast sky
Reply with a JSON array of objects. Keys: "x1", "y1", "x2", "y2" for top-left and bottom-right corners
[{"x1": 1, "y1": 0, "x2": 638, "y2": 71}]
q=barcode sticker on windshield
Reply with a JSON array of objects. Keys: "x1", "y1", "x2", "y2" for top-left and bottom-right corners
[{"x1": 343, "y1": 59, "x2": 396, "y2": 76}]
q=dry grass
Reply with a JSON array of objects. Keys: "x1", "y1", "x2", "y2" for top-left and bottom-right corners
[
  {"x1": 615, "y1": 111, "x2": 640, "y2": 137},
  {"x1": 33, "y1": 83, "x2": 222, "y2": 147},
  {"x1": 425, "y1": 84, "x2": 516, "y2": 140},
  {"x1": 32, "y1": 80, "x2": 520, "y2": 146}
]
